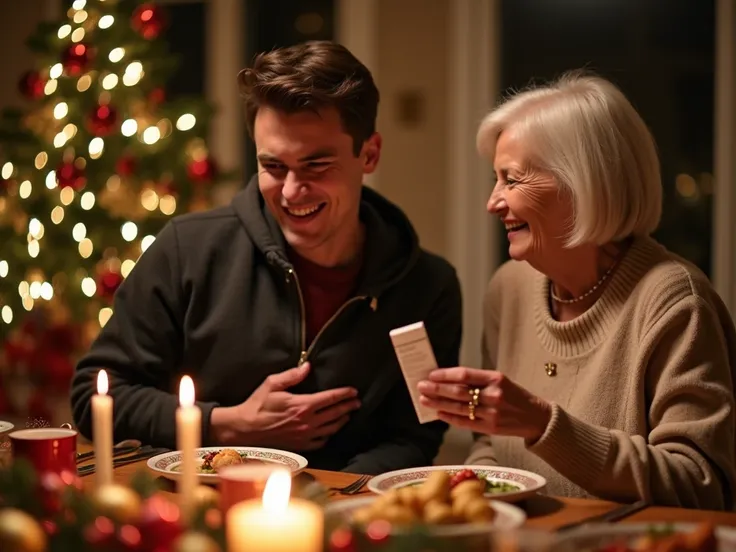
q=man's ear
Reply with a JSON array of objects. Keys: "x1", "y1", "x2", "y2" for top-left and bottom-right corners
[{"x1": 362, "y1": 133, "x2": 382, "y2": 174}]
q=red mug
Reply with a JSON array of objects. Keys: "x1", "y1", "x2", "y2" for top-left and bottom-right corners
[
  {"x1": 9, "y1": 427, "x2": 78, "y2": 476},
  {"x1": 218, "y1": 464, "x2": 288, "y2": 513}
]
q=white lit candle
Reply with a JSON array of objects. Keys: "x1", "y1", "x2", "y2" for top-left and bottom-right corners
[
  {"x1": 176, "y1": 375, "x2": 200, "y2": 521},
  {"x1": 92, "y1": 369, "x2": 113, "y2": 487},
  {"x1": 227, "y1": 469, "x2": 323, "y2": 552}
]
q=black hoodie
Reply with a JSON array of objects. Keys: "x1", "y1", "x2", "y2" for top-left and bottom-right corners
[{"x1": 70, "y1": 178, "x2": 462, "y2": 474}]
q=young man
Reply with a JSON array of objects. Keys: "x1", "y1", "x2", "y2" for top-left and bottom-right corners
[{"x1": 70, "y1": 41, "x2": 462, "y2": 474}]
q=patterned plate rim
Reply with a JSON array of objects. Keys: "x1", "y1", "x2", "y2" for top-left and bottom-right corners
[
  {"x1": 367, "y1": 465, "x2": 546, "y2": 495},
  {"x1": 146, "y1": 446, "x2": 308, "y2": 476},
  {"x1": 0, "y1": 421, "x2": 14, "y2": 434},
  {"x1": 324, "y1": 495, "x2": 526, "y2": 535}
]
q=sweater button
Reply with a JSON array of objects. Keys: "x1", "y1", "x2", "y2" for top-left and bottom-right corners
[{"x1": 544, "y1": 362, "x2": 557, "y2": 377}]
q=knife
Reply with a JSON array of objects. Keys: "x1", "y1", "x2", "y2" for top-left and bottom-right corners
[
  {"x1": 76, "y1": 443, "x2": 141, "y2": 464},
  {"x1": 555, "y1": 499, "x2": 650, "y2": 533},
  {"x1": 77, "y1": 447, "x2": 169, "y2": 477}
]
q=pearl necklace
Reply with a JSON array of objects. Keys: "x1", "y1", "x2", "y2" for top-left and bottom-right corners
[{"x1": 549, "y1": 260, "x2": 619, "y2": 304}]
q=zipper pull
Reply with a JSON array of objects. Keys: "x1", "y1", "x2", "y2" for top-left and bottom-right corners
[
  {"x1": 285, "y1": 268, "x2": 294, "y2": 284},
  {"x1": 299, "y1": 350, "x2": 308, "y2": 365},
  {"x1": 369, "y1": 297, "x2": 378, "y2": 311}
]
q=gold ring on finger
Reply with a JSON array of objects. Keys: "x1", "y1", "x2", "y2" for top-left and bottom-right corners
[
  {"x1": 469, "y1": 387, "x2": 481, "y2": 407},
  {"x1": 468, "y1": 402, "x2": 476, "y2": 421}
]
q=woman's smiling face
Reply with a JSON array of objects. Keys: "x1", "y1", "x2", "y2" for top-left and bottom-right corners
[{"x1": 487, "y1": 128, "x2": 575, "y2": 264}]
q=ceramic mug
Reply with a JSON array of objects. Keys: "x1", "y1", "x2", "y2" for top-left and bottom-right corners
[
  {"x1": 218, "y1": 464, "x2": 288, "y2": 513},
  {"x1": 9, "y1": 427, "x2": 78, "y2": 476}
]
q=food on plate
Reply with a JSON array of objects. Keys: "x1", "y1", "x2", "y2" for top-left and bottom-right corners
[
  {"x1": 596, "y1": 523, "x2": 716, "y2": 552},
  {"x1": 351, "y1": 470, "x2": 496, "y2": 527},
  {"x1": 172, "y1": 449, "x2": 266, "y2": 474},
  {"x1": 450, "y1": 468, "x2": 521, "y2": 494}
]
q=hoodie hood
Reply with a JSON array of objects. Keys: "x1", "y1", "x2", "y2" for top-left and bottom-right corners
[{"x1": 232, "y1": 176, "x2": 421, "y2": 297}]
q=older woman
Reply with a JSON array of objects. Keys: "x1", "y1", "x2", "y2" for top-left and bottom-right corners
[{"x1": 418, "y1": 72, "x2": 736, "y2": 510}]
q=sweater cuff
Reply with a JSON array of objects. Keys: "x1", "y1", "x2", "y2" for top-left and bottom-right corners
[{"x1": 526, "y1": 403, "x2": 612, "y2": 487}]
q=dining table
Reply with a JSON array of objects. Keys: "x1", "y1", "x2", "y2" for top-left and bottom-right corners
[{"x1": 73, "y1": 443, "x2": 736, "y2": 530}]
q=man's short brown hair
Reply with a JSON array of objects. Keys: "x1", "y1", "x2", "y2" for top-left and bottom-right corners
[{"x1": 238, "y1": 41, "x2": 379, "y2": 156}]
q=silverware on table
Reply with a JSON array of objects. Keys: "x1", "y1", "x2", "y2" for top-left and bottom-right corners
[
  {"x1": 77, "y1": 446, "x2": 168, "y2": 477},
  {"x1": 555, "y1": 499, "x2": 650, "y2": 533},
  {"x1": 76, "y1": 439, "x2": 142, "y2": 464},
  {"x1": 330, "y1": 474, "x2": 371, "y2": 495}
]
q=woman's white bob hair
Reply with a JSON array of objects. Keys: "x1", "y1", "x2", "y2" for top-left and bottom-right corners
[{"x1": 477, "y1": 71, "x2": 662, "y2": 247}]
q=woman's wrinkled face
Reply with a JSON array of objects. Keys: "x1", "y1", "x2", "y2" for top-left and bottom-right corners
[{"x1": 488, "y1": 129, "x2": 574, "y2": 264}]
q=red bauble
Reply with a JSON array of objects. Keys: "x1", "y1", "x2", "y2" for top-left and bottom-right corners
[
  {"x1": 56, "y1": 162, "x2": 86, "y2": 190},
  {"x1": 87, "y1": 104, "x2": 118, "y2": 136},
  {"x1": 38, "y1": 351, "x2": 75, "y2": 388},
  {"x1": 329, "y1": 527, "x2": 357, "y2": 552},
  {"x1": 3, "y1": 338, "x2": 35, "y2": 368},
  {"x1": 187, "y1": 158, "x2": 217, "y2": 184},
  {"x1": 18, "y1": 70, "x2": 45, "y2": 100},
  {"x1": 43, "y1": 323, "x2": 79, "y2": 355},
  {"x1": 137, "y1": 495, "x2": 183, "y2": 552},
  {"x1": 116, "y1": 155, "x2": 137, "y2": 177},
  {"x1": 61, "y1": 43, "x2": 93, "y2": 76},
  {"x1": 148, "y1": 88, "x2": 166, "y2": 104},
  {"x1": 132, "y1": 4, "x2": 166, "y2": 40},
  {"x1": 97, "y1": 270, "x2": 124, "y2": 301}
]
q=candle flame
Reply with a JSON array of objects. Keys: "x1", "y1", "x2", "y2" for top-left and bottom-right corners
[
  {"x1": 97, "y1": 369, "x2": 108, "y2": 395},
  {"x1": 262, "y1": 469, "x2": 291, "y2": 514},
  {"x1": 179, "y1": 375, "x2": 195, "y2": 407}
]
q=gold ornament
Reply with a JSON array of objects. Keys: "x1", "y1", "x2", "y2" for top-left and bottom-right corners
[
  {"x1": 192, "y1": 485, "x2": 219, "y2": 508},
  {"x1": 93, "y1": 484, "x2": 142, "y2": 524},
  {"x1": 173, "y1": 532, "x2": 222, "y2": 552},
  {"x1": 0, "y1": 508, "x2": 47, "y2": 552}
]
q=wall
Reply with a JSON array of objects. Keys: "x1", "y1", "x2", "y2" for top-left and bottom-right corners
[{"x1": 374, "y1": 0, "x2": 450, "y2": 258}]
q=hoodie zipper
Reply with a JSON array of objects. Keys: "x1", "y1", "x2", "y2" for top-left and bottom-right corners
[{"x1": 286, "y1": 267, "x2": 378, "y2": 365}]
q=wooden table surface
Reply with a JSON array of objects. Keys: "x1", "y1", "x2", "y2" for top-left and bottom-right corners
[{"x1": 74, "y1": 446, "x2": 736, "y2": 530}]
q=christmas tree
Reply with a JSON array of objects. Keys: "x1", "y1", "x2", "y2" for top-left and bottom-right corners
[{"x1": 0, "y1": 0, "x2": 224, "y2": 420}]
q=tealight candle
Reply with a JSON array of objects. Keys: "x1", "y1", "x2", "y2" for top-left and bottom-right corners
[
  {"x1": 226, "y1": 469, "x2": 323, "y2": 552},
  {"x1": 92, "y1": 369, "x2": 113, "y2": 486},
  {"x1": 177, "y1": 375, "x2": 200, "y2": 521}
]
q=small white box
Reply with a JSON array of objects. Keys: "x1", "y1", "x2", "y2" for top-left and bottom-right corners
[{"x1": 389, "y1": 321, "x2": 439, "y2": 424}]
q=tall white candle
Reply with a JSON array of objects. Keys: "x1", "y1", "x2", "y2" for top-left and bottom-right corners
[
  {"x1": 176, "y1": 375, "x2": 200, "y2": 521},
  {"x1": 227, "y1": 469, "x2": 323, "y2": 552},
  {"x1": 92, "y1": 369, "x2": 113, "y2": 487}
]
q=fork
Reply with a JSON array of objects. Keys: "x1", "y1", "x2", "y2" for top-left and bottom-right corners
[{"x1": 331, "y1": 474, "x2": 371, "y2": 495}]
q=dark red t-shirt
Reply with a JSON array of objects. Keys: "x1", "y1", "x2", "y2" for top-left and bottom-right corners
[{"x1": 287, "y1": 250, "x2": 363, "y2": 345}]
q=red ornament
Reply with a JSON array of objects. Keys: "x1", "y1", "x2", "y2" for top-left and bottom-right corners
[
  {"x1": 61, "y1": 43, "x2": 93, "y2": 76},
  {"x1": 187, "y1": 157, "x2": 217, "y2": 184},
  {"x1": 43, "y1": 323, "x2": 79, "y2": 356},
  {"x1": 329, "y1": 527, "x2": 357, "y2": 552},
  {"x1": 38, "y1": 351, "x2": 75, "y2": 388},
  {"x1": 18, "y1": 70, "x2": 45, "y2": 100},
  {"x1": 56, "y1": 162, "x2": 86, "y2": 190},
  {"x1": 87, "y1": 104, "x2": 118, "y2": 136},
  {"x1": 365, "y1": 520, "x2": 392, "y2": 544},
  {"x1": 97, "y1": 270, "x2": 124, "y2": 301},
  {"x1": 116, "y1": 155, "x2": 137, "y2": 177},
  {"x1": 137, "y1": 495, "x2": 183, "y2": 552},
  {"x1": 148, "y1": 88, "x2": 166, "y2": 104},
  {"x1": 132, "y1": 4, "x2": 166, "y2": 40}
]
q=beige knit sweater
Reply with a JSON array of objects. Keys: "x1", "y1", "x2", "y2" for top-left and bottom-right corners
[{"x1": 466, "y1": 236, "x2": 736, "y2": 510}]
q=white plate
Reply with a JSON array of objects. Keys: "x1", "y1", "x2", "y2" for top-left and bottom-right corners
[
  {"x1": 0, "y1": 421, "x2": 14, "y2": 436},
  {"x1": 367, "y1": 465, "x2": 546, "y2": 503},
  {"x1": 556, "y1": 523, "x2": 736, "y2": 552},
  {"x1": 325, "y1": 495, "x2": 526, "y2": 537},
  {"x1": 147, "y1": 447, "x2": 308, "y2": 484}
]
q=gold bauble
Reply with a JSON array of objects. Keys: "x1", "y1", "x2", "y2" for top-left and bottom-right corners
[
  {"x1": 0, "y1": 508, "x2": 47, "y2": 552},
  {"x1": 93, "y1": 484, "x2": 142, "y2": 524},
  {"x1": 173, "y1": 532, "x2": 221, "y2": 552},
  {"x1": 192, "y1": 485, "x2": 219, "y2": 508}
]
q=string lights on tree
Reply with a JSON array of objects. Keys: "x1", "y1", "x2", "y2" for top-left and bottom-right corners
[{"x1": 0, "y1": 0, "x2": 225, "y2": 418}]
